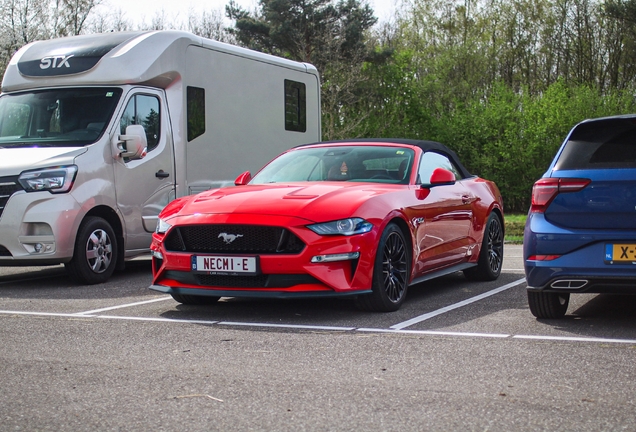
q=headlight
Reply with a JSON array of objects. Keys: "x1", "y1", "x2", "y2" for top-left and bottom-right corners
[
  {"x1": 18, "y1": 165, "x2": 78, "y2": 193},
  {"x1": 307, "y1": 218, "x2": 373, "y2": 236},
  {"x1": 156, "y1": 218, "x2": 172, "y2": 234}
]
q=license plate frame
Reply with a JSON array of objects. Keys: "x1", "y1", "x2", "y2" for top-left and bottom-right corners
[
  {"x1": 191, "y1": 255, "x2": 260, "y2": 275},
  {"x1": 604, "y1": 244, "x2": 636, "y2": 264}
]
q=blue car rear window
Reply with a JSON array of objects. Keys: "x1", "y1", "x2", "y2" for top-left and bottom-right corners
[{"x1": 554, "y1": 118, "x2": 636, "y2": 170}]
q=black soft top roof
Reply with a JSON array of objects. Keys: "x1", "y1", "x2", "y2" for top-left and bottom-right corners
[{"x1": 296, "y1": 138, "x2": 472, "y2": 178}]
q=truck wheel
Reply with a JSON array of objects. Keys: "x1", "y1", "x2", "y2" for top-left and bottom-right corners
[
  {"x1": 527, "y1": 291, "x2": 569, "y2": 319},
  {"x1": 355, "y1": 223, "x2": 410, "y2": 312},
  {"x1": 65, "y1": 216, "x2": 117, "y2": 285},
  {"x1": 464, "y1": 212, "x2": 503, "y2": 281},
  {"x1": 171, "y1": 293, "x2": 220, "y2": 305}
]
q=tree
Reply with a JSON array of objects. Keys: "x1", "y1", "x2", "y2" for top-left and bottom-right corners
[{"x1": 226, "y1": 0, "x2": 383, "y2": 139}]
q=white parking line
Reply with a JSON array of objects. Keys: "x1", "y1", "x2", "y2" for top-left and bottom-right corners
[
  {"x1": 390, "y1": 278, "x2": 527, "y2": 330},
  {"x1": 0, "y1": 309, "x2": 635, "y2": 345},
  {"x1": 74, "y1": 296, "x2": 173, "y2": 315},
  {"x1": 218, "y1": 321, "x2": 357, "y2": 331},
  {"x1": 96, "y1": 315, "x2": 218, "y2": 325},
  {"x1": 513, "y1": 334, "x2": 636, "y2": 344},
  {"x1": 357, "y1": 328, "x2": 510, "y2": 338}
]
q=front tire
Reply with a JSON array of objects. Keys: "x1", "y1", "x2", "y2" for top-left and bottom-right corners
[
  {"x1": 464, "y1": 212, "x2": 503, "y2": 281},
  {"x1": 171, "y1": 293, "x2": 221, "y2": 305},
  {"x1": 527, "y1": 291, "x2": 569, "y2": 319},
  {"x1": 65, "y1": 216, "x2": 117, "y2": 285},
  {"x1": 356, "y1": 223, "x2": 410, "y2": 312}
]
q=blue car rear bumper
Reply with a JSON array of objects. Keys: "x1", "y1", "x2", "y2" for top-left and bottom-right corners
[{"x1": 524, "y1": 213, "x2": 636, "y2": 292}]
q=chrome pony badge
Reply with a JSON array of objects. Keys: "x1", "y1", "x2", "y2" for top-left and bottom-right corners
[{"x1": 218, "y1": 233, "x2": 243, "y2": 244}]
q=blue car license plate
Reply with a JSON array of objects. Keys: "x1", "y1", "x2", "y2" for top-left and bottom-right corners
[{"x1": 605, "y1": 244, "x2": 636, "y2": 264}]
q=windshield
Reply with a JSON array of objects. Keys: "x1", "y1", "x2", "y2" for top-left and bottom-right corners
[
  {"x1": 0, "y1": 88, "x2": 122, "y2": 148},
  {"x1": 251, "y1": 145, "x2": 415, "y2": 185}
]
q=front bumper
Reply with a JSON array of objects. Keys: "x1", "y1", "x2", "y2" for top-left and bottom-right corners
[
  {"x1": 0, "y1": 190, "x2": 81, "y2": 264},
  {"x1": 150, "y1": 214, "x2": 379, "y2": 297}
]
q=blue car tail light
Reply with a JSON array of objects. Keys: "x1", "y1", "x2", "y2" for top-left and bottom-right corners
[{"x1": 530, "y1": 178, "x2": 590, "y2": 213}]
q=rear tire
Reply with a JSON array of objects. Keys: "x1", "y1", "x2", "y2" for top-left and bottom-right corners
[
  {"x1": 171, "y1": 293, "x2": 220, "y2": 305},
  {"x1": 65, "y1": 216, "x2": 117, "y2": 285},
  {"x1": 464, "y1": 212, "x2": 503, "y2": 281},
  {"x1": 356, "y1": 223, "x2": 410, "y2": 312},
  {"x1": 527, "y1": 291, "x2": 569, "y2": 319}
]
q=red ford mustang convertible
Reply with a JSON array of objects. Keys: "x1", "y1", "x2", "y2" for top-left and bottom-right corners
[{"x1": 150, "y1": 139, "x2": 504, "y2": 311}]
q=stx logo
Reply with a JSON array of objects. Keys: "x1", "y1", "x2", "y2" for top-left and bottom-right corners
[{"x1": 40, "y1": 55, "x2": 74, "y2": 69}]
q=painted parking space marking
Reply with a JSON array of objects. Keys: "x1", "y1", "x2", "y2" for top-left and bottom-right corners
[
  {"x1": 74, "y1": 296, "x2": 173, "y2": 316},
  {"x1": 390, "y1": 278, "x2": 527, "y2": 330},
  {"x1": 218, "y1": 321, "x2": 357, "y2": 331},
  {"x1": 357, "y1": 328, "x2": 509, "y2": 338},
  {"x1": 513, "y1": 334, "x2": 636, "y2": 344},
  {"x1": 1, "y1": 309, "x2": 635, "y2": 345},
  {"x1": 95, "y1": 315, "x2": 219, "y2": 325}
]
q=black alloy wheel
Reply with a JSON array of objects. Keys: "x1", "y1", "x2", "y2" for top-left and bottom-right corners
[
  {"x1": 356, "y1": 223, "x2": 410, "y2": 312},
  {"x1": 464, "y1": 213, "x2": 504, "y2": 281}
]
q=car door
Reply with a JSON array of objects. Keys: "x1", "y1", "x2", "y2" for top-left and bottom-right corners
[
  {"x1": 112, "y1": 90, "x2": 175, "y2": 252},
  {"x1": 409, "y1": 151, "x2": 474, "y2": 276}
]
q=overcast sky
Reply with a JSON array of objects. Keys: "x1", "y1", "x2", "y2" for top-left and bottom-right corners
[{"x1": 95, "y1": 0, "x2": 397, "y2": 28}]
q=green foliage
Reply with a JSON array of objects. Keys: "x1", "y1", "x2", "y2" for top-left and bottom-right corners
[
  {"x1": 225, "y1": 0, "x2": 377, "y2": 67},
  {"x1": 504, "y1": 213, "x2": 527, "y2": 244}
]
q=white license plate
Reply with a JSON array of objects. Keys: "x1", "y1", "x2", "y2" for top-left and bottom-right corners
[{"x1": 192, "y1": 255, "x2": 258, "y2": 275}]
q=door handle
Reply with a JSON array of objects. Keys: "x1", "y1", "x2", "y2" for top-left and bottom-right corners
[{"x1": 155, "y1": 170, "x2": 170, "y2": 178}]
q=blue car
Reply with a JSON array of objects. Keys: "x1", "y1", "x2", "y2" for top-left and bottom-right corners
[{"x1": 524, "y1": 115, "x2": 636, "y2": 319}]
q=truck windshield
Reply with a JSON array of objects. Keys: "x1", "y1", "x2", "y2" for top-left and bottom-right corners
[{"x1": 0, "y1": 88, "x2": 122, "y2": 147}]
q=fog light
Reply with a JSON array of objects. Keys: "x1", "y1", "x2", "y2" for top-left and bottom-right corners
[
  {"x1": 34, "y1": 243, "x2": 43, "y2": 253},
  {"x1": 151, "y1": 250, "x2": 163, "y2": 260},
  {"x1": 311, "y1": 252, "x2": 360, "y2": 263}
]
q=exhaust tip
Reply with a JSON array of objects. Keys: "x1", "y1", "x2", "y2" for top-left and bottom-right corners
[{"x1": 551, "y1": 279, "x2": 588, "y2": 289}]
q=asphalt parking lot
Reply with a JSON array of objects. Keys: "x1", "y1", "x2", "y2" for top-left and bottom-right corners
[{"x1": 1, "y1": 244, "x2": 635, "y2": 431}]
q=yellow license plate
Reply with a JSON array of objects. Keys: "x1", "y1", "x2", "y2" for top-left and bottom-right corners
[{"x1": 605, "y1": 244, "x2": 636, "y2": 263}]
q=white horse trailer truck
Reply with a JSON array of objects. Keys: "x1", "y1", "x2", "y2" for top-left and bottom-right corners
[{"x1": 0, "y1": 30, "x2": 321, "y2": 284}]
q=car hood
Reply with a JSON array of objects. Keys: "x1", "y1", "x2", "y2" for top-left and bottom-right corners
[
  {"x1": 0, "y1": 147, "x2": 86, "y2": 176},
  {"x1": 177, "y1": 182, "x2": 399, "y2": 223}
]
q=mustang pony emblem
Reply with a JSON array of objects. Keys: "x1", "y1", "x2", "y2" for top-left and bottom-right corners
[{"x1": 218, "y1": 233, "x2": 243, "y2": 244}]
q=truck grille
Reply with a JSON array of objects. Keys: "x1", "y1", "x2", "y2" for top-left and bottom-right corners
[
  {"x1": 0, "y1": 177, "x2": 22, "y2": 219},
  {"x1": 164, "y1": 224, "x2": 305, "y2": 254}
]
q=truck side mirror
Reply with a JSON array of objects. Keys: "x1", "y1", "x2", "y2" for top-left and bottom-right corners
[
  {"x1": 235, "y1": 171, "x2": 252, "y2": 186},
  {"x1": 116, "y1": 124, "x2": 147, "y2": 160}
]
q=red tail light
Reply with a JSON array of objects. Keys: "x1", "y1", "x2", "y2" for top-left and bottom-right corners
[{"x1": 530, "y1": 178, "x2": 590, "y2": 213}]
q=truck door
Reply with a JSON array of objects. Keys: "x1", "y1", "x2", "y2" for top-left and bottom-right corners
[{"x1": 112, "y1": 90, "x2": 175, "y2": 252}]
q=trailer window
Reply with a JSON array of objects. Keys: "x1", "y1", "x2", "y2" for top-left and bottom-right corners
[
  {"x1": 285, "y1": 80, "x2": 306, "y2": 133},
  {"x1": 187, "y1": 86, "x2": 205, "y2": 141},
  {"x1": 120, "y1": 95, "x2": 160, "y2": 152}
]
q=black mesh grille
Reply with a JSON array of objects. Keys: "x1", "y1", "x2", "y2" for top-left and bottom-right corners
[
  {"x1": 0, "y1": 177, "x2": 22, "y2": 219},
  {"x1": 164, "y1": 224, "x2": 305, "y2": 254}
]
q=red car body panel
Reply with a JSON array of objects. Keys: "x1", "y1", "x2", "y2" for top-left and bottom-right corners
[{"x1": 149, "y1": 140, "x2": 503, "y2": 301}]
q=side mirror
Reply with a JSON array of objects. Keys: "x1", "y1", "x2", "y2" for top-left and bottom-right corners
[
  {"x1": 235, "y1": 171, "x2": 252, "y2": 186},
  {"x1": 429, "y1": 168, "x2": 456, "y2": 186},
  {"x1": 116, "y1": 124, "x2": 147, "y2": 160}
]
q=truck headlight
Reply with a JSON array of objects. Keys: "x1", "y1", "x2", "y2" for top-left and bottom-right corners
[
  {"x1": 307, "y1": 218, "x2": 373, "y2": 236},
  {"x1": 18, "y1": 165, "x2": 78, "y2": 193}
]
